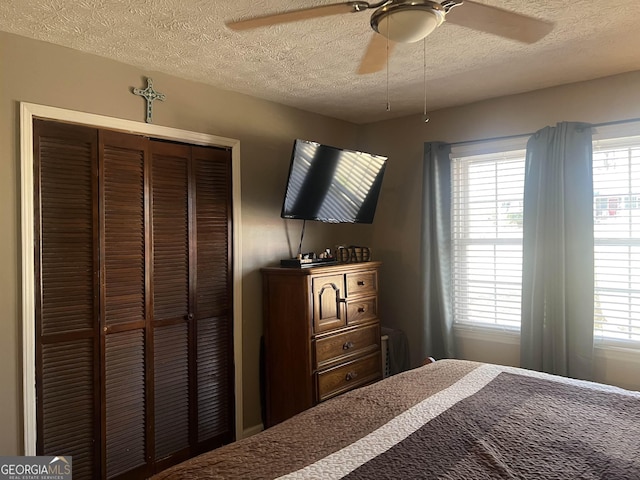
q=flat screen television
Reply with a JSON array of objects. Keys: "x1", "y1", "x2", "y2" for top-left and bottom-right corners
[{"x1": 281, "y1": 139, "x2": 388, "y2": 224}]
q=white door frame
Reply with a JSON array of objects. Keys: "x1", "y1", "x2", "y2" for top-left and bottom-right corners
[{"x1": 20, "y1": 102, "x2": 243, "y2": 455}]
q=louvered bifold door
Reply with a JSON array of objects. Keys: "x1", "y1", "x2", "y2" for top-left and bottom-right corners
[
  {"x1": 99, "y1": 131, "x2": 150, "y2": 480},
  {"x1": 34, "y1": 120, "x2": 100, "y2": 480},
  {"x1": 193, "y1": 146, "x2": 235, "y2": 450},
  {"x1": 149, "y1": 141, "x2": 192, "y2": 470}
]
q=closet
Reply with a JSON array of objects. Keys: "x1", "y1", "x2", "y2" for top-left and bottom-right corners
[{"x1": 33, "y1": 119, "x2": 234, "y2": 479}]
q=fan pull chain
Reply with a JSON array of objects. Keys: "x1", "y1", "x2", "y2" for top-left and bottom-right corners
[
  {"x1": 423, "y1": 38, "x2": 429, "y2": 123},
  {"x1": 386, "y1": 29, "x2": 390, "y2": 112}
]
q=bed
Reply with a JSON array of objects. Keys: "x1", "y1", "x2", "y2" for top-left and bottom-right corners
[{"x1": 151, "y1": 359, "x2": 640, "y2": 479}]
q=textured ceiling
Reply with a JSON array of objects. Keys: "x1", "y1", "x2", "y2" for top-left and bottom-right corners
[{"x1": 1, "y1": 0, "x2": 640, "y2": 124}]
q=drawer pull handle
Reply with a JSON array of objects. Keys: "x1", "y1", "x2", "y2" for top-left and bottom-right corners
[
  {"x1": 345, "y1": 371, "x2": 358, "y2": 381},
  {"x1": 357, "y1": 306, "x2": 366, "y2": 313},
  {"x1": 357, "y1": 280, "x2": 365, "y2": 286},
  {"x1": 343, "y1": 341, "x2": 355, "y2": 350}
]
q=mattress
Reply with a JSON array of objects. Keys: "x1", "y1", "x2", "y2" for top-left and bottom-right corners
[{"x1": 151, "y1": 359, "x2": 640, "y2": 479}]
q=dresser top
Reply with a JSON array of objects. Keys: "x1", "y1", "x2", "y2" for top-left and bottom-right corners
[{"x1": 262, "y1": 260, "x2": 381, "y2": 276}]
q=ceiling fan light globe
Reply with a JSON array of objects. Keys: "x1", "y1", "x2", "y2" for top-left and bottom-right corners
[{"x1": 371, "y1": 2, "x2": 446, "y2": 43}]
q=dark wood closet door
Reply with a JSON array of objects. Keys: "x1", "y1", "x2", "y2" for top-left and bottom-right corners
[
  {"x1": 35, "y1": 120, "x2": 235, "y2": 480},
  {"x1": 99, "y1": 130, "x2": 150, "y2": 480},
  {"x1": 149, "y1": 142, "x2": 235, "y2": 462},
  {"x1": 149, "y1": 141, "x2": 192, "y2": 468},
  {"x1": 192, "y1": 146, "x2": 235, "y2": 449},
  {"x1": 34, "y1": 119, "x2": 101, "y2": 480}
]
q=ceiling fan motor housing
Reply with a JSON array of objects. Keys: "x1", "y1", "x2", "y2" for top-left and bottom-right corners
[{"x1": 371, "y1": 0, "x2": 447, "y2": 43}]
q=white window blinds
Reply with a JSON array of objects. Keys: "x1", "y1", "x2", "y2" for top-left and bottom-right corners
[
  {"x1": 451, "y1": 142, "x2": 527, "y2": 329},
  {"x1": 593, "y1": 129, "x2": 640, "y2": 343}
]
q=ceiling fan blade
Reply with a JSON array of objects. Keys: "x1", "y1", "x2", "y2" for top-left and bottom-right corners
[
  {"x1": 226, "y1": 2, "x2": 366, "y2": 31},
  {"x1": 357, "y1": 33, "x2": 396, "y2": 75},
  {"x1": 445, "y1": 0, "x2": 554, "y2": 44}
]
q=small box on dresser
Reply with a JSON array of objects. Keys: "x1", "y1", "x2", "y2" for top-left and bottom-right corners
[{"x1": 261, "y1": 261, "x2": 383, "y2": 427}]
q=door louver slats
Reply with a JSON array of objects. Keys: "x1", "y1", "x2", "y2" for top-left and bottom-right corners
[
  {"x1": 39, "y1": 135, "x2": 95, "y2": 335},
  {"x1": 195, "y1": 151, "x2": 231, "y2": 319},
  {"x1": 41, "y1": 340, "x2": 95, "y2": 480},
  {"x1": 151, "y1": 149, "x2": 190, "y2": 322},
  {"x1": 102, "y1": 145, "x2": 145, "y2": 328},
  {"x1": 197, "y1": 317, "x2": 231, "y2": 442},
  {"x1": 154, "y1": 323, "x2": 190, "y2": 459},
  {"x1": 105, "y1": 330, "x2": 146, "y2": 479}
]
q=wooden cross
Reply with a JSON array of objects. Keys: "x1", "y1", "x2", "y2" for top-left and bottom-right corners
[{"x1": 133, "y1": 77, "x2": 165, "y2": 123}]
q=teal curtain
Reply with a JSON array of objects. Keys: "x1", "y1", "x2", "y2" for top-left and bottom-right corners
[
  {"x1": 520, "y1": 122, "x2": 594, "y2": 380},
  {"x1": 420, "y1": 142, "x2": 455, "y2": 359}
]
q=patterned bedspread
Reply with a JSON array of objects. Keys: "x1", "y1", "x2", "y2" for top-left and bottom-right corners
[{"x1": 151, "y1": 359, "x2": 640, "y2": 479}]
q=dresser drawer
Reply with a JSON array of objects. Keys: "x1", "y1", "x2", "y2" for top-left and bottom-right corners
[
  {"x1": 346, "y1": 296, "x2": 377, "y2": 325},
  {"x1": 316, "y1": 352, "x2": 381, "y2": 402},
  {"x1": 346, "y1": 270, "x2": 377, "y2": 297},
  {"x1": 315, "y1": 323, "x2": 380, "y2": 369}
]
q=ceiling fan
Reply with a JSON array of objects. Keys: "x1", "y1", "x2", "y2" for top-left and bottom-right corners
[{"x1": 226, "y1": 1, "x2": 554, "y2": 74}]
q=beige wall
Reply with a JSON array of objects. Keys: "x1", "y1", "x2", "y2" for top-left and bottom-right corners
[
  {"x1": 454, "y1": 327, "x2": 640, "y2": 391},
  {"x1": 359, "y1": 70, "x2": 640, "y2": 385},
  {"x1": 0, "y1": 31, "x2": 372, "y2": 454}
]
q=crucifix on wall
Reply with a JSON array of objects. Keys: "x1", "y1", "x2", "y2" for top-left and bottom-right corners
[{"x1": 132, "y1": 77, "x2": 165, "y2": 123}]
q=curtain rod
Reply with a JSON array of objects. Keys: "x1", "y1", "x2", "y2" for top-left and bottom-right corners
[
  {"x1": 592, "y1": 116, "x2": 640, "y2": 129},
  {"x1": 448, "y1": 116, "x2": 640, "y2": 147},
  {"x1": 449, "y1": 132, "x2": 533, "y2": 147}
]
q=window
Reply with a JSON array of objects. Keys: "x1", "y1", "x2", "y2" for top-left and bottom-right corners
[
  {"x1": 449, "y1": 125, "x2": 640, "y2": 342},
  {"x1": 593, "y1": 129, "x2": 640, "y2": 343},
  {"x1": 451, "y1": 141, "x2": 527, "y2": 329}
]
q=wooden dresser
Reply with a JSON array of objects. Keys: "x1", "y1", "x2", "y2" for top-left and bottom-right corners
[{"x1": 262, "y1": 261, "x2": 383, "y2": 427}]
